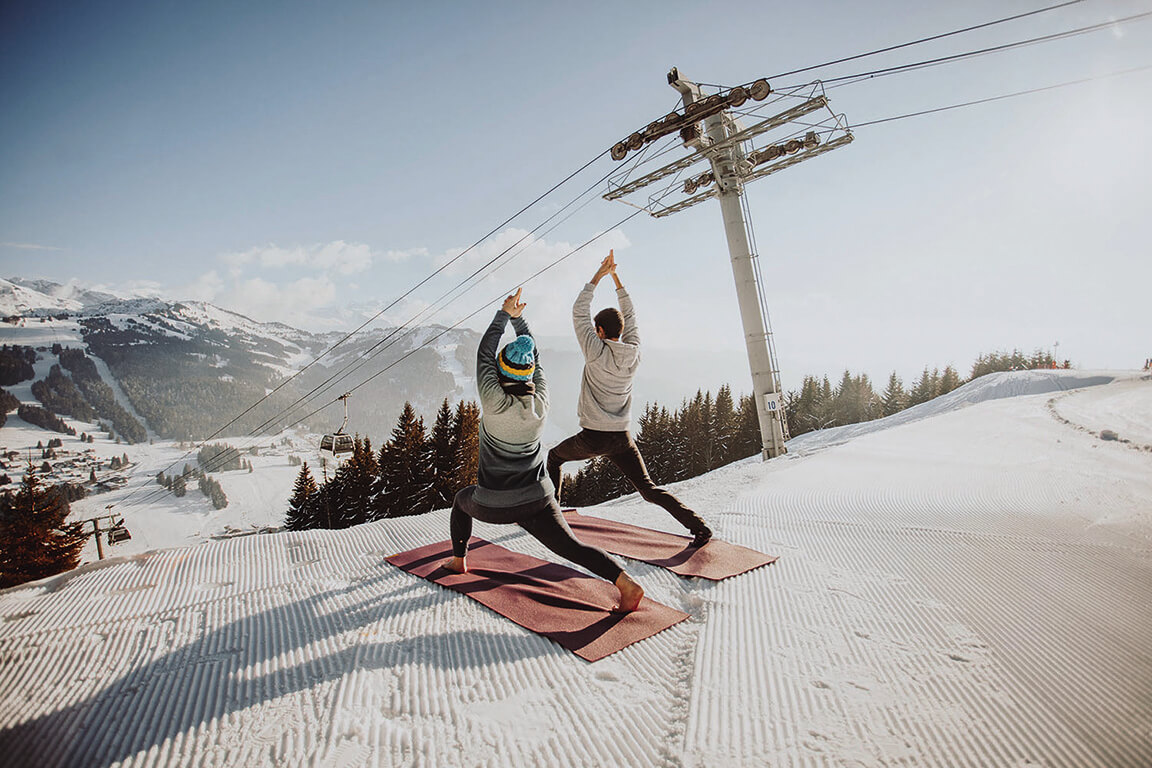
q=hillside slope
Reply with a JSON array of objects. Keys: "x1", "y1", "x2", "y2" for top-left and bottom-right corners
[{"x1": 1, "y1": 371, "x2": 1149, "y2": 767}]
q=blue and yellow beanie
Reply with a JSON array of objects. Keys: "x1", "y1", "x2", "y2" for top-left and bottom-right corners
[{"x1": 498, "y1": 335, "x2": 536, "y2": 381}]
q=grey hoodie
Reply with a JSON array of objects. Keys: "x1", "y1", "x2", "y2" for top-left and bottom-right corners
[
  {"x1": 472, "y1": 310, "x2": 555, "y2": 507},
  {"x1": 573, "y1": 282, "x2": 640, "y2": 431}
]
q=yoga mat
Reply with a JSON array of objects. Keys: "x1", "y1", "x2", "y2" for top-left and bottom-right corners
[
  {"x1": 386, "y1": 538, "x2": 689, "y2": 662},
  {"x1": 564, "y1": 510, "x2": 778, "y2": 580}
]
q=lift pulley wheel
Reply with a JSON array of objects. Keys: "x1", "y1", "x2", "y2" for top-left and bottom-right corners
[{"x1": 749, "y1": 79, "x2": 771, "y2": 101}]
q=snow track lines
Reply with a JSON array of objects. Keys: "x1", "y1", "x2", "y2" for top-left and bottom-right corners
[
  {"x1": 0, "y1": 516, "x2": 695, "y2": 767},
  {"x1": 1, "y1": 375, "x2": 1150, "y2": 766}
]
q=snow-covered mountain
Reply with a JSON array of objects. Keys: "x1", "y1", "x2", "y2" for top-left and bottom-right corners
[
  {"x1": 1, "y1": 370, "x2": 1149, "y2": 767},
  {"x1": 0, "y1": 277, "x2": 87, "y2": 316},
  {"x1": 0, "y1": 277, "x2": 489, "y2": 441},
  {"x1": 0, "y1": 276, "x2": 721, "y2": 444}
]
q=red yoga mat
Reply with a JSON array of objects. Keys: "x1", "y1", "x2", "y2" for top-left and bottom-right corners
[
  {"x1": 386, "y1": 538, "x2": 689, "y2": 662},
  {"x1": 563, "y1": 510, "x2": 777, "y2": 580}
]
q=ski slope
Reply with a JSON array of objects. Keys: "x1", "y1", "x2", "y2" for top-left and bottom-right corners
[{"x1": 1, "y1": 370, "x2": 1150, "y2": 767}]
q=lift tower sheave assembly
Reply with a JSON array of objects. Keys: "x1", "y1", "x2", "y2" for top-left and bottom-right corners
[{"x1": 603, "y1": 68, "x2": 853, "y2": 459}]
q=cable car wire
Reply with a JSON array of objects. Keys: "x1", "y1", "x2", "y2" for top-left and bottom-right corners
[
  {"x1": 852, "y1": 63, "x2": 1152, "y2": 127},
  {"x1": 692, "y1": 0, "x2": 1086, "y2": 91},
  {"x1": 108, "y1": 156, "x2": 624, "y2": 511},
  {"x1": 275, "y1": 207, "x2": 650, "y2": 435},
  {"x1": 165, "y1": 149, "x2": 611, "y2": 455},
  {"x1": 111, "y1": 201, "x2": 643, "y2": 516},
  {"x1": 97, "y1": 2, "x2": 1147, "y2": 515},
  {"x1": 770, "y1": 0, "x2": 1086, "y2": 82},
  {"x1": 810, "y1": 9, "x2": 1152, "y2": 89}
]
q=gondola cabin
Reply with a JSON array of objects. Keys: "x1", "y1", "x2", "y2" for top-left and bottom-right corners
[
  {"x1": 108, "y1": 525, "x2": 132, "y2": 544},
  {"x1": 319, "y1": 432, "x2": 355, "y2": 463}
]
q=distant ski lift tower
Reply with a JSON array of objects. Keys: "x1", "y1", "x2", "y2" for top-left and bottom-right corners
[{"x1": 603, "y1": 68, "x2": 853, "y2": 459}]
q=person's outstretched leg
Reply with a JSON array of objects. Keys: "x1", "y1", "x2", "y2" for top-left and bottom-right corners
[
  {"x1": 518, "y1": 499, "x2": 644, "y2": 612},
  {"x1": 607, "y1": 432, "x2": 712, "y2": 543},
  {"x1": 445, "y1": 487, "x2": 477, "y2": 573},
  {"x1": 546, "y1": 430, "x2": 601, "y2": 503}
]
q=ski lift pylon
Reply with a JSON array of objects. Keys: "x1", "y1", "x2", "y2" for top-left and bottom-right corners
[{"x1": 320, "y1": 393, "x2": 355, "y2": 463}]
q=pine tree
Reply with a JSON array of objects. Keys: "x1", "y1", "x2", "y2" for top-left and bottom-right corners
[
  {"x1": 939, "y1": 365, "x2": 962, "y2": 395},
  {"x1": 635, "y1": 403, "x2": 670, "y2": 485},
  {"x1": 450, "y1": 400, "x2": 480, "y2": 493},
  {"x1": 332, "y1": 437, "x2": 376, "y2": 528},
  {"x1": 564, "y1": 455, "x2": 629, "y2": 507},
  {"x1": 285, "y1": 462, "x2": 319, "y2": 531},
  {"x1": 908, "y1": 367, "x2": 937, "y2": 407},
  {"x1": 831, "y1": 370, "x2": 854, "y2": 427},
  {"x1": 712, "y1": 385, "x2": 739, "y2": 467},
  {"x1": 172, "y1": 474, "x2": 187, "y2": 497},
  {"x1": 819, "y1": 376, "x2": 834, "y2": 427},
  {"x1": 197, "y1": 474, "x2": 227, "y2": 509},
  {"x1": 881, "y1": 371, "x2": 907, "y2": 416},
  {"x1": 786, "y1": 377, "x2": 812, "y2": 436},
  {"x1": 700, "y1": 390, "x2": 716, "y2": 472},
  {"x1": 313, "y1": 480, "x2": 334, "y2": 529},
  {"x1": 679, "y1": 390, "x2": 709, "y2": 478},
  {"x1": 428, "y1": 399, "x2": 457, "y2": 511},
  {"x1": 833, "y1": 371, "x2": 881, "y2": 425},
  {"x1": 0, "y1": 464, "x2": 87, "y2": 588},
  {"x1": 374, "y1": 402, "x2": 432, "y2": 518},
  {"x1": 735, "y1": 394, "x2": 762, "y2": 459}
]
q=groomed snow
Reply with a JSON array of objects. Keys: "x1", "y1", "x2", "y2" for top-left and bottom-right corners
[{"x1": 1, "y1": 371, "x2": 1150, "y2": 766}]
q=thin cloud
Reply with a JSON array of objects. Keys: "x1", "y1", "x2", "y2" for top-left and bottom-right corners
[
  {"x1": 186, "y1": 229, "x2": 633, "y2": 333},
  {"x1": 218, "y1": 275, "x2": 337, "y2": 328},
  {"x1": 221, "y1": 241, "x2": 380, "y2": 275},
  {"x1": 0, "y1": 242, "x2": 65, "y2": 251}
]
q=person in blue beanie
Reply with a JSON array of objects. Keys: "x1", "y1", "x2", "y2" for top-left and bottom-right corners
[
  {"x1": 444, "y1": 288, "x2": 645, "y2": 613},
  {"x1": 547, "y1": 251, "x2": 713, "y2": 547}
]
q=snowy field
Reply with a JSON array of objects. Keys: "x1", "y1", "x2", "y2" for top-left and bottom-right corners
[{"x1": 1, "y1": 370, "x2": 1150, "y2": 766}]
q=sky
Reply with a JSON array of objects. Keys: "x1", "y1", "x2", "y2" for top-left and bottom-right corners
[{"x1": 1, "y1": 0, "x2": 1150, "y2": 393}]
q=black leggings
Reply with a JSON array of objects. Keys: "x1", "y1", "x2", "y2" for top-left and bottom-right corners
[
  {"x1": 546, "y1": 428, "x2": 709, "y2": 534},
  {"x1": 449, "y1": 486, "x2": 624, "y2": 583}
]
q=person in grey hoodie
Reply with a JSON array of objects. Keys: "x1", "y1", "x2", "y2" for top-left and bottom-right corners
[
  {"x1": 443, "y1": 288, "x2": 645, "y2": 613},
  {"x1": 546, "y1": 251, "x2": 713, "y2": 547}
]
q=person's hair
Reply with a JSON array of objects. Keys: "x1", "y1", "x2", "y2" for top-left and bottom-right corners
[
  {"x1": 498, "y1": 376, "x2": 535, "y2": 397},
  {"x1": 594, "y1": 307, "x2": 623, "y2": 340}
]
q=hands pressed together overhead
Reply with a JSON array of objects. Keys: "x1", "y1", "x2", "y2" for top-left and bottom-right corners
[{"x1": 592, "y1": 250, "x2": 623, "y2": 289}]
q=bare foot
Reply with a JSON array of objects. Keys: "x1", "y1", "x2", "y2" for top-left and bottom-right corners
[
  {"x1": 442, "y1": 556, "x2": 468, "y2": 574},
  {"x1": 611, "y1": 571, "x2": 644, "y2": 613}
]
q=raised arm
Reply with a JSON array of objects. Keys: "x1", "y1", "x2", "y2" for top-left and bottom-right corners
[
  {"x1": 612, "y1": 282, "x2": 640, "y2": 345},
  {"x1": 476, "y1": 289, "x2": 528, "y2": 403},
  {"x1": 608, "y1": 256, "x2": 639, "y2": 346},
  {"x1": 476, "y1": 310, "x2": 510, "y2": 404},
  {"x1": 510, "y1": 314, "x2": 548, "y2": 408},
  {"x1": 573, "y1": 250, "x2": 618, "y2": 357},
  {"x1": 572, "y1": 282, "x2": 599, "y2": 357}
]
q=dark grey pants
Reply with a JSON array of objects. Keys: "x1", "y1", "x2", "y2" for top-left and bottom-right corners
[
  {"x1": 449, "y1": 486, "x2": 623, "y2": 582},
  {"x1": 546, "y1": 428, "x2": 709, "y2": 535}
]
